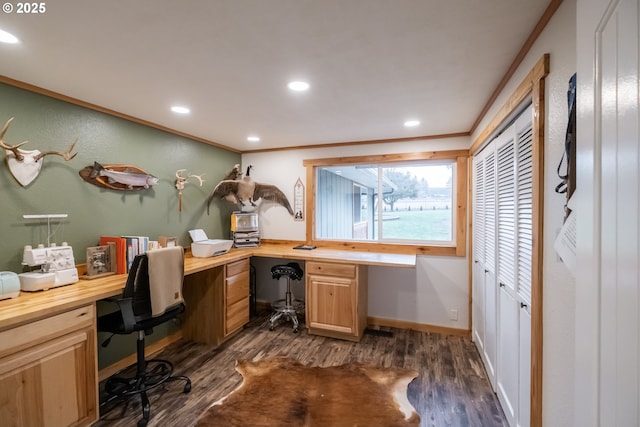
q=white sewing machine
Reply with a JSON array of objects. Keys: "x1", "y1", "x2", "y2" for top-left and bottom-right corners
[{"x1": 19, "y1": 243, "x2": 79, "y2": 291}]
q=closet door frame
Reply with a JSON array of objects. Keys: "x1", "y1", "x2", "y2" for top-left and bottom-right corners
[{"x1": 469, "y1": 54, "x2": 548, "y2": 427}]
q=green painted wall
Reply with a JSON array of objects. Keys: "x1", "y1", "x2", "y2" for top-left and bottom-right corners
[{"x1": 0, "y1": 82, "x2": 240, "y2": 368}]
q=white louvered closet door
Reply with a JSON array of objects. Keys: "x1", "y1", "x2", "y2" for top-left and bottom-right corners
[
  {"x1": 482, "y1": 148, "x2": 498, "y2": 387},
  {"x1": 496, "y1": 128, "x2": 518, "y2": 427},
  {"x1": 516, "y1": 124, "x2": 533, "y2": 308},
  {"x1": 497, "y1": 104, "x2": 532, "y2": 427},
  {"x1": 473, "y1": 103, "x2": 532, "y2": 427},
  {"x1": 472, "y1": 142, "x2": 498, "y2": 389},
  {"x1": 472, "y1": 155, "x2": 486, "y2": 352},
  {"x1": 515, "y1": 108, "x2": 533, "y2": 427}
]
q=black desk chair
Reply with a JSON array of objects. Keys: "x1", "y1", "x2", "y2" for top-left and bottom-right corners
[
  {"x1": 98, "y1": 246, "x2": 191, "y2": 427},
  {"x1": 269, "y1": 262, "x2": 304, "y2": 332}
]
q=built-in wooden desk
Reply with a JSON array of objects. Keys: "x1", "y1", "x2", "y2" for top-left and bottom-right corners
[
  {"x1": 0, "y1": 243, "x2": 415, "y2": 427},
  {"x1": 0, "y1": 243, "x2": 415, "y2": 332},
  {"x1": 181, "y1": 244, "x2": 416, "y2": 345},
  {"x1": 0, "y1": 249, "x2": 246, "y2": 332},
  {"x1": 251, "y1": 244, "x2": 415, "y2": 341}
]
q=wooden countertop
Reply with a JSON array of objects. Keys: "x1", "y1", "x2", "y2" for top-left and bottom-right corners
[
  {"x1": 250, "y1": 243, "x2": 416, "y2": 267},
  {"x1": 0, "y1": 243, "x2": 415, "y2": 331}
]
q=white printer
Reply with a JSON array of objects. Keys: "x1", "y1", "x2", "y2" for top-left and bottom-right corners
[
  {"x1": 188, "y1": 229, "x2": 233, "y2": 258},
  {"x1": 0, "y1": 271, "x2": 20, "y2": 300}
]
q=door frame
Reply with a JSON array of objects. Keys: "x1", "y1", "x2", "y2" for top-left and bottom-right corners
[{"x1": 469, "y1": 53, "x2": 549, "y2": 427}]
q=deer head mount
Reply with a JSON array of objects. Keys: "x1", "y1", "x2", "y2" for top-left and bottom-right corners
[{"x1": 0, "y1": 117, "x2": 78, "y2": 187}]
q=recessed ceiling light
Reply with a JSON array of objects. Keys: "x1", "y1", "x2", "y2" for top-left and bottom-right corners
[
  {"x1": 404, "y1": 120, "x2": 421, "y2": 127},
  {"x1": 0, "y1": 29, "x2": 19, "y2": 44},
  {"x1": 247, "y1": 136, "x2": 260, "y2": 142},
  {"x1": 288, "y1": 81, "x2": 310, "y2": 91},
  {"x1": 170, "y1": 106, "x2": 190, "y2": 114}
]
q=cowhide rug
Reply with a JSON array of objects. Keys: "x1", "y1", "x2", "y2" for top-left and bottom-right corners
[{"x1": 196, "y1": 358, "x2": 420, "y2": 427}]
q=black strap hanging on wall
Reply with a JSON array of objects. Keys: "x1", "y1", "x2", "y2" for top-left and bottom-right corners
[
  {"x1": 556, "y1": 73, "x2": 577, "y2": 222},
  {"x1": 556, "y1": 73, "x2": 577, "y2": 195}
]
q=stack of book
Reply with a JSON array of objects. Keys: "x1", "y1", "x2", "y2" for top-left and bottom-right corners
[{"x1": 99, "y1": 235, "x2": 159, "y2": 273}]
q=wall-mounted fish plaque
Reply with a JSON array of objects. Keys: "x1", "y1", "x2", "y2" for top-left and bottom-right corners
[{"x1": 79, "y1": 161, "x2": 158, "y2": 191}]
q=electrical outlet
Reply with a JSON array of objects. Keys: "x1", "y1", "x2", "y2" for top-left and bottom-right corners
[{"x1": 448, "y1": 309, "x2": 458, "y2": 321}]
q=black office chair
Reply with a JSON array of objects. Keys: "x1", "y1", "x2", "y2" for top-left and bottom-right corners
[
  {"x1": 98, "y1": 246, "x2": 191, "y2": 427},
  {"x1": 269, "y1": 262, "x2": 304, "y2": 332}
]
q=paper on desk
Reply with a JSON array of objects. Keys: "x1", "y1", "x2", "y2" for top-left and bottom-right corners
[{"x1": 554, "y1": 209, "x2": 576, "y2": 277}]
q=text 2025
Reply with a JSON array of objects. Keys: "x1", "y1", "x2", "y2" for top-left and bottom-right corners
[{"x1": 16, "y1": 2, "x2": 46, "y2": 13}]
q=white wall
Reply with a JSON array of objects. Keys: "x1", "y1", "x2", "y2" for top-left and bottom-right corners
[
  {"x1": 470, "y1": 0, "x2": 576, "y2": 425},
  {"x1": 369, "y1": 255, "x2": 469, "y2": 326},
  {"x1": 243, "y1": 136, "x2": 471, "y2": 330}
]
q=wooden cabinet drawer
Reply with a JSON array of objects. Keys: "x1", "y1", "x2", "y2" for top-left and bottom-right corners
[
  {"x1": 226, "y1": 258, "x2": 250, "y2": 277},
  {"x1": 306, "y1": 261, "x2": 356, "y2": 278},
  {"x1": 0, "y1": 304, "x2": 98, "y2": 427},
  {"x1": 226, "y1": 271, "x2": 250, "y2": 305},
  {"x1": 224, "y1": 258, "x2": 250, "y2": 336},
  {"x1": 225, "y1": 297, "x2": 249, "y2": 335},
  {"x1": 0, "y1": 305, "x2": 95, "y2": 358}
]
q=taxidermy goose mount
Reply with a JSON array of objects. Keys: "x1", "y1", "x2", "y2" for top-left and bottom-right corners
[{"x1": 207, "y1": 164, "x2": 293, "y2": 216}]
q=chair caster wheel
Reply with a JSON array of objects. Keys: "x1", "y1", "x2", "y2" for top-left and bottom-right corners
[
  {"x1": 183, "y1": 382, "x2": 192, "y2": 393},
  {"x1": 137, "y1": 418, "x2": 148, "y2": 427},
  {"x1": 269, "y1": 325, "x2": 275, "y2": 331},
  {"x1": 293, "y1": 328, "x2": 299, "y2": 333}
]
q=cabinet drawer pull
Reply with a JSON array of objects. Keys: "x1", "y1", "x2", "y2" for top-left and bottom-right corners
[{"x1": 520, "y1": 302, "x2": 528, "y2": 309}]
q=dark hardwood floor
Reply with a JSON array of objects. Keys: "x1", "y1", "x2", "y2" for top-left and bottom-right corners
[{"x1": 95, "y1": 313, "x2": 507, "y2": 427}]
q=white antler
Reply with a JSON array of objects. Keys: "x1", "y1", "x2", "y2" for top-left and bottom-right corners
[
  {"x1": 33, "y1": 139, "x2": 78, "y2": 162},
  {"x1": 188, "y1": 173, "x2": 205, "y2": 187},
  {"x1": 0, "y1": 117, "x2": 29, "y2": 161},
  {"x1": 176, "y1": 169, "x2": 205, "y2": 189},
  {"x1": 0, "y1": 117, "x2": 78, "y2": 163}
]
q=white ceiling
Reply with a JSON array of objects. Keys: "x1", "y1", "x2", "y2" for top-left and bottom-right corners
[{"x1": 0, "y1": 0, "x2": 551, "y2": 152}]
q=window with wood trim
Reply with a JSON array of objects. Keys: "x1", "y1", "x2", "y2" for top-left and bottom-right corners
[{"x1": 303, "y1": 151, "x2": 468, "y2": 256}]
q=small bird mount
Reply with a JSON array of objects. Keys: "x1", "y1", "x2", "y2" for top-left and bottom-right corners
[
  {"x1": 175, "y1": 169, "x2": 205, "y2": 211},
  {"x1": 0, "y1": 117, "x2": 78, "y2": 187}
]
